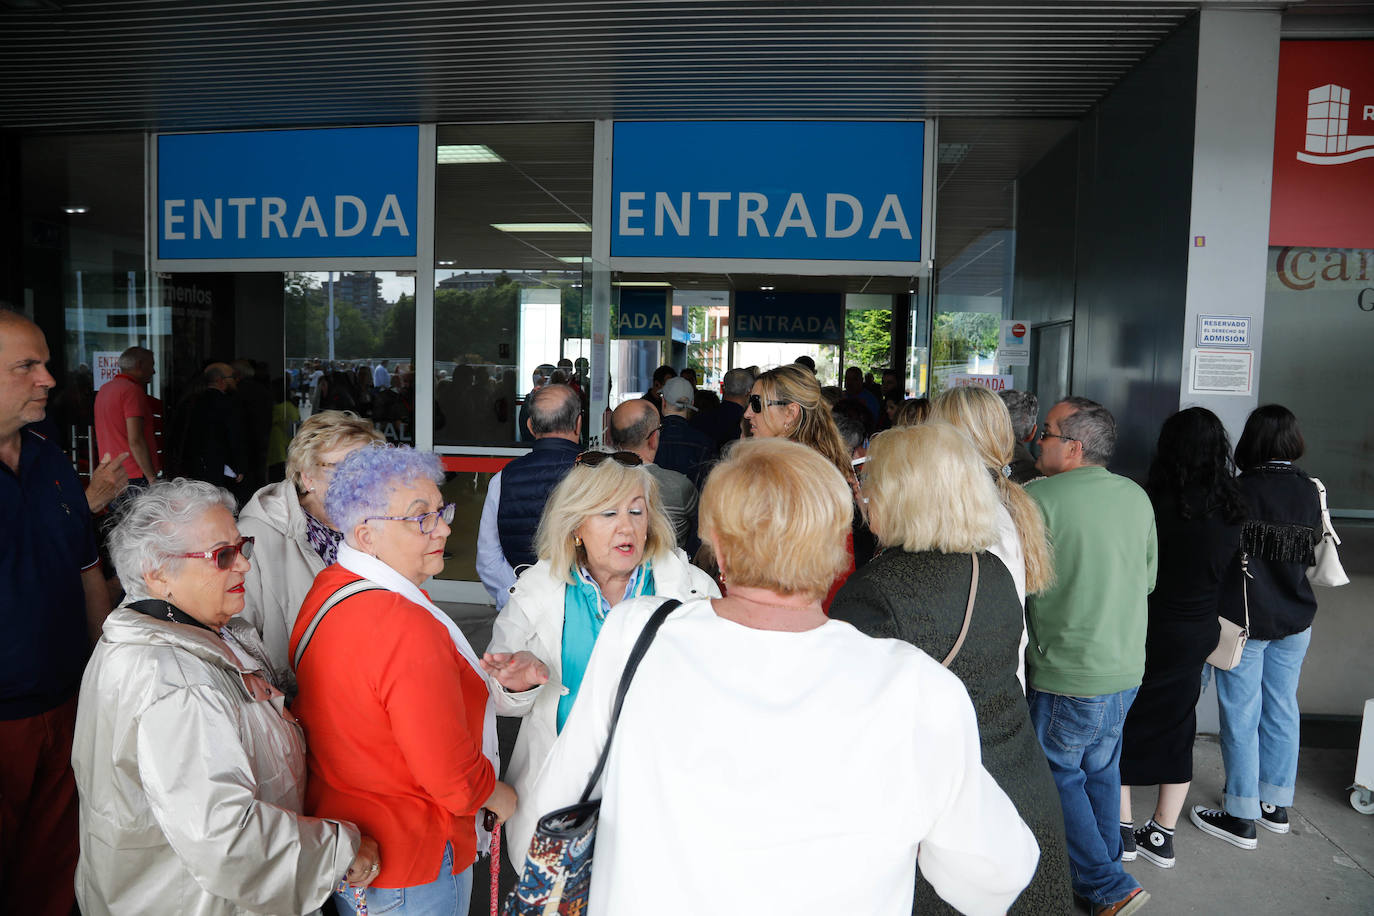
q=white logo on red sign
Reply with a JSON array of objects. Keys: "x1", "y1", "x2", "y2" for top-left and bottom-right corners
[{"x1": 1298, "y1": 83, "x2": 1374, "y2": 165}]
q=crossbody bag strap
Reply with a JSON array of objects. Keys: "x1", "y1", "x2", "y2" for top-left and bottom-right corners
[
  {"x1": 292, "y1": 579, "x2": 384, "y2": 671},
  {"x1": 942, "y1": 553, "x2": 980, "y2": 668},
  {"x1": 576, "y1": 598, "x2": 682, "y2": 805},
  {"x1": 1240, "y1": 551, "x2": 1251, "y2": 632}
]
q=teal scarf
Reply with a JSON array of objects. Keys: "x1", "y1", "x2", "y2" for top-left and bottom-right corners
[{"x1": 556, "y1": 561, "x2": 656, "y2": 732}]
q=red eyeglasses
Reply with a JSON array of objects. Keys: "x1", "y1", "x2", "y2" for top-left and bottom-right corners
[{"x1": 178, "y1": 537, "x2": 255, "y2": 570}]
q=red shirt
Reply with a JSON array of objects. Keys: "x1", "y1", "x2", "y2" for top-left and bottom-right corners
[
  {"x1": 290, "y1": 566, "x2": 496, "y2": 888},
  {"x1": 93, "y1": 373, "x2": 158, "y2": 479}
]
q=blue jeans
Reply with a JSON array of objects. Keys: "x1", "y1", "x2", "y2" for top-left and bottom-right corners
[
  {"x1": 1215, "y1": 627, "x2": 1312, "y2": 820},
  {"x1": 335, "y1": 843, "x2": 473, "y2": 916},
  {"x1": 1027, "y1": 686, "x2": 1141, "y2": 906}
]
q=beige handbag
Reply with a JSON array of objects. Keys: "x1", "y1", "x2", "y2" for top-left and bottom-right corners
[
  {"x1": 1307, "y1": 477, "x2": 1350, "y2": 588},
  {"x1": 1208, "y1": 553, "x2": 1250, "y2": 671}
]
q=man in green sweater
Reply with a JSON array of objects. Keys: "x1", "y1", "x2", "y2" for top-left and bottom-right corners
[{"x1": 1026, "y1": 396, "x2": 1157, "y2": 916}]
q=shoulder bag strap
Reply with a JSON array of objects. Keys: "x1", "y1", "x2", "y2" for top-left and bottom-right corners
[
  {"x1": 1311, "y1": 477, "x2": 1342, "y2": 546},
  {"x1": 1239, "y1": 551, "x2": 1251, "y2": 632},
  {"x1": 577, "y1": 598, "x2": 682, "y2": 805},
  {"x1": 942, "y1": 553, "x2": 980, "y2": 668},
  {"x1": 292, "y1": 579, "x2": 383, "y2": 671}
]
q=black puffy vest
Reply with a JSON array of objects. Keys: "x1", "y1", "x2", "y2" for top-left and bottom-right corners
[{"x1": 497, "y1": 437, "x2": 581, "y2": 569}]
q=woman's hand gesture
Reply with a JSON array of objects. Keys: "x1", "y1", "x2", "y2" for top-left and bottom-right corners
[
  {"x1": 481, "y1": 650, "x2": 550, "y2": 692},
  {"x1": 344, "y1": 835, "x2": 381, "y2": 887}
]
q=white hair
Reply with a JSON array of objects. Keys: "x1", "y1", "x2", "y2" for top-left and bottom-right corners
[{"x1": 107, "y1": 478, "x2": 236, "y2": 599}]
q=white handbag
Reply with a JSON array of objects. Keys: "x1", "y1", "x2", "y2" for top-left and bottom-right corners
[
  {"x1": 1307, "y1": 477, "x2": 1350, "y2": 588},
  {"x1": 1208, "y1": 553, "x2": 1250, "y2": 671}
]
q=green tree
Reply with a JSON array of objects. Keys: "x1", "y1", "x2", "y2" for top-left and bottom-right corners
[{"x1": 844, "y1": 308, "x2": 892, "y2": 371}]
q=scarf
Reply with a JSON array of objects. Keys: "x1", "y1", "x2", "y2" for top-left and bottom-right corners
[{"x1": 336, "y1": 542, "x2": 502, "y2": 853}]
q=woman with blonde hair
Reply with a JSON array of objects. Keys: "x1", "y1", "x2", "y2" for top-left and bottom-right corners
[
  {"x1": 932, "y1": 384, "x2": 1054, "y2": 688},
  {"x1": 830, "y1": 424, "x2": 1070, "y2": 915},
  {"x1": 525, "y1": 437, "x2": 1039, "y2": 915},
  {"x1": 238, "y1": 409, "x2": 385, "y2": 681},
  {"x1": 744, "y1": 364, "x2": 872, "y2": 587},
  {"x1": 487, "y1": 450, "x2": 719, "y2": 868}
]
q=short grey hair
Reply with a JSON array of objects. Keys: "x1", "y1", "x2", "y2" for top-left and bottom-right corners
[
  {"x1": 998, "y1": 389, "x2": 1039, "y2": 442},
  {"x1": 117, "y1": 346, "x2": 152, "y2": 372},
  {"x1": 108, "y1": 478, "x2": 237, "y2": 599},
  {"x1": 722, "y1": 367, "x2": 754, "y2": 398},
  {"x1": 529, "y1": 384, "x2": 581, "y2": 435},
  {"x1": 1057, "y1": 396, "x2": 1117, "y2": 465}
]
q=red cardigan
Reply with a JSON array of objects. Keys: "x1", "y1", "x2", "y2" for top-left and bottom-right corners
[{"x1": 290, "y1": 565, "x2": 496, "y2": 888}]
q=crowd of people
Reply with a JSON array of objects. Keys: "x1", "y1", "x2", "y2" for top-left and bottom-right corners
[{"x1": 0, "y1": 306, "x2": 1338, "y2": 916}]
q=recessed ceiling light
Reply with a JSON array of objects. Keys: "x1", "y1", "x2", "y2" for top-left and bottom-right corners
[
  {"x1": 63, "y1": 206, "x2": 89, "y2": 215},
  {"x1": 614, "y1": 281, "x2": 672, "y2": 288},
  {"x1": 558, "y1": 256, "x2": 586, "y2": 264},
  {"x1": 437, "y1": 144, "x2": 504, "y2": 164},
  {"x1": 760, "y1": 286, "x2": 775, "y2": 291},
  {"x1": 492, "y1": 222, "x2": 592, "y2": 233},
  {"x1": 437, "y1": 260, "x2": 456, "y2": 266}
]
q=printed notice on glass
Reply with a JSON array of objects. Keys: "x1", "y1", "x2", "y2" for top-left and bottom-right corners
[{"x1": 1189, "y1": 349, "x2": 1254, "y2": 396}]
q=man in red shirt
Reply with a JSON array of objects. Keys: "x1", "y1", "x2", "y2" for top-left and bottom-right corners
[{"x1": 93, "y1": 346, "x2": 159, "y2": 489}]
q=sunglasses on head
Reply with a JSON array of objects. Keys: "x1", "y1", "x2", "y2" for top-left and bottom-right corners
[
  {"x1": 748, "y1": 394, "x2": 790, "y2": 413},
  {"x1": 178, "y1": 537, "x2": 255, "y2": 570},
  {"x1": 575, "y1": 450, "x2": 644, "y2": 468}
]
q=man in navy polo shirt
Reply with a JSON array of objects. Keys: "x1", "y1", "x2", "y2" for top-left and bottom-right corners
[{"x1": 0, "y1": 310, "x2": 111, "y2": 916}]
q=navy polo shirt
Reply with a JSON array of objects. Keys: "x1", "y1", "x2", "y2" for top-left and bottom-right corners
[{"x1": 0, "y1": 426, "x2": 99, "y2": 719}]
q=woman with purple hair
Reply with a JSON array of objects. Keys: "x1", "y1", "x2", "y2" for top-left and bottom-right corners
[{"x1": 289, "y1": 444, "x2": 548, "y2": 916}]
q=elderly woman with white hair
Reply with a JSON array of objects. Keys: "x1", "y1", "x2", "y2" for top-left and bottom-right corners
[
  {"x1": 289, "y1": 445, "x2": 545, "y2": 916},
  {"x1": 238, "y1": 409, "x2": 385, "y2": 681},
  {"x1": 489, "y1": 449, "x2": 720, "y2": 869},
  {"x1": 523, "y1": 438, "x2": 1037, "y2": 916},
  {"x1": 71, "y1": 479, "x2": 379, "y2": 916},
  {"x1": 830, "y1": 423, "x2": 1070, "y2": 914}
]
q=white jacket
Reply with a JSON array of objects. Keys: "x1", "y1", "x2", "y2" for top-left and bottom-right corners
[
  {"x1": 237, "y1": 479, "x2": 326, "y2": 683},
  {"x1": 488, "y1": 548, "x2": 719, "y2": 869},
  {"x1": 72, "y1": 607, "x2": 359, "y2": 916}
]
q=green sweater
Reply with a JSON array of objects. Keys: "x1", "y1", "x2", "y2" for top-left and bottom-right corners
[{"x1": 1025, "y1": 466, "x2": 1157, "y2": 697}]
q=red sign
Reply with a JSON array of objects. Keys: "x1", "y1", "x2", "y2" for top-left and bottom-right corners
[
  {"x1": 1010, "y1": 322, "x2": 1026, "y2": 339},
  {"x1": 1269, "y1": 40, "x2": 1374, "y2": 249}
]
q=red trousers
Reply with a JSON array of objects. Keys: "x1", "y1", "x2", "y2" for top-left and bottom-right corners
[{"x1": 0, "y1": 695, "x2": 79, "y2": 916}]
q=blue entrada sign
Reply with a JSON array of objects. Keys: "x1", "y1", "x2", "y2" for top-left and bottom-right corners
[
  {"x1": 610, "y1": 121, "x2": 926, "y2": 265},
  {"x1": 617, "y1": 288, "x2": 669, "y2": 339},
  {"x1": 734, "y1": 292, "x2": 845, "y2": 343},
  {"x1": 157, "y1": 126, "x2": 419, "y2": 260}
]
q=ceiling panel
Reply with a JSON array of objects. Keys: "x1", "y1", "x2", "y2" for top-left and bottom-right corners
[{"x1": 0, "y1": 1, "x2": 1235, "y2": 133}]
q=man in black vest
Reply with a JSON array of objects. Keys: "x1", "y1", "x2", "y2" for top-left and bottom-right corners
[{"x1": 478, "y1": 384, "x2": 582, "y2": 601}]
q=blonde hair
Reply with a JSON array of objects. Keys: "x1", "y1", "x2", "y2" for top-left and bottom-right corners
[
  {"x1": 534, "y1": 459, "x2": 675, "y2": 586},
  {"x1": 286, "y1": 410, "x2": 385, "y2": 491},
  {"x1": 931, "y1": 387, "x2": 1054, "y2": 593},
  {"x1": 700, "y1": 438, "x2": 851, "y2": 600},
  {"x1": 754, "y1": 364, "x2": 855, "y2": 485},
  {"x1": 864, "y1": 423, "x2": 1000, "y2": 554}
]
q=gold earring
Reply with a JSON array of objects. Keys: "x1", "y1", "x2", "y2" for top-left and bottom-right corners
[{"x1": 574, "y1": 535, "x2": 583, "y2": 547}]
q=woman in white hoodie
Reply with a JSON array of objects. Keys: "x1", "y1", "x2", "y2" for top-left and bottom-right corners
[{"x1": 487, "y1": 450, "x2": 719, "y2": 868}]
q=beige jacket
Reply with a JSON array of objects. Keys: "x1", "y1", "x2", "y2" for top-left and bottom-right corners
[
  {"x1": 238, "y1": 479, "x2": 326, "y2": 683},
  {"x1": 488, "y1": 548, "x2": 719, "y2": 869},
  {"x1": 72, "y1": 607, "x2": 359, "y2": 916}
]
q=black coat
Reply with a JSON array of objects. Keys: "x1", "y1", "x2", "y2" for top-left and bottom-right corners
[{"x1": 1220, "y1": 463, "x2": 1321, "y2": 640}]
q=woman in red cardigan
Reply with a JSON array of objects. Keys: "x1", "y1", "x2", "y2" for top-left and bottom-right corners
[{"x1": 290, "y1": 445, "x2": 546, "y2": 915}]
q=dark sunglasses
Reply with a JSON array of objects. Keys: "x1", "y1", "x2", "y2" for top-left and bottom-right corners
[
  {"x1": 748, "y1": 394, "x2": 790, "y2": 413},
  {"x1": 575, "y1": 450, "x2": 644, "y2": 468},
  {"x1": 178, "y1": 536, "x2": 255, "y2": 570}
]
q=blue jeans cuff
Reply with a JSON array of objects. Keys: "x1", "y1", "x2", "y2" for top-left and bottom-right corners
[
  {"x1": 1225, "y1": 791, "x2": 1259, "y2": 820},
  {"x1": 1260, "y1": 781, "x2": 1296, "y2": 808}
]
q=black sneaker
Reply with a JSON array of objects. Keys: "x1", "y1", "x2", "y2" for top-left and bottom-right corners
[
  {"x1": 1134, "y1": 822, "x2": 1175, "y2": 869},
  {"x1": 1258, "y1": 802, "x2": 1291, "y2": 834},
  {"x1": 1120, "y1": 823, "x2": 1137, "y2": 862},
  {"x1": 1190, "y1": 805, "x2": 1257, "y2": 849}
]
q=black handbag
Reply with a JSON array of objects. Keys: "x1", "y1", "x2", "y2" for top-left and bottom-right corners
[{"x1": 504, "y1": 598, "x2": 681, "y2": 916}]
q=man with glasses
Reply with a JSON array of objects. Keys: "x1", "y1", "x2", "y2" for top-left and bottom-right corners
[
  {"x1": 477, "y1": 383, "x2": 582, "y2": 608},
  {"x1": 609, "y1": 398, "x2": 700, "y2": 555},
  {"x1": 0, "y1": 310, "x2": 113, "y2": 916},
  {"x1": 1024, "y1": 396, "x2": 1157, "y2": 916}
]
